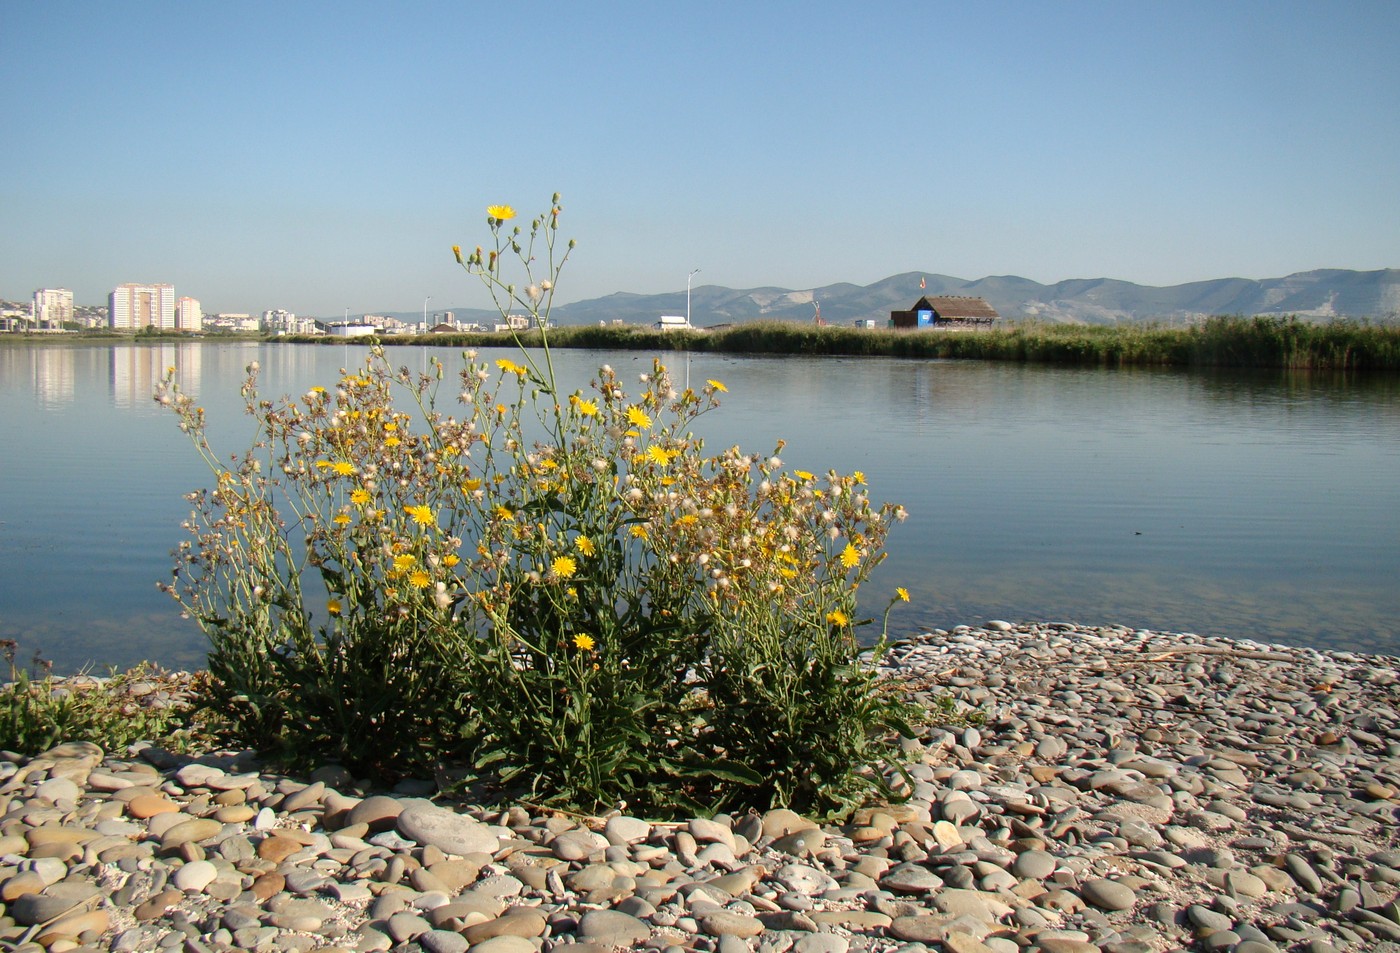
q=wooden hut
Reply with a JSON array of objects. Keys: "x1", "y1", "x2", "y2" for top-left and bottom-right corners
[{"x1": 890, "y1": 295, "x2": 999, "y2": 329}]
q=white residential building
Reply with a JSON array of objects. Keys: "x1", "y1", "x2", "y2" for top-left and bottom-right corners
[
  {"x1": 32, "y1": 288, "x2": 74, "y2": 329},
  {"x1": 177, "y1": 296, "x2": 203, "y2": 331},
  {"x1": 263, "y1": 309, "x2": 295, "y2": 334},
  {"x1": 109, "y1": 283, "x2": 175, "y2": 330}
]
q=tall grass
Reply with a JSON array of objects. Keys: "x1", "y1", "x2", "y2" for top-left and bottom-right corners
[{"x1": 313, "y1": 316, "x2": 1400, "y2": 371}]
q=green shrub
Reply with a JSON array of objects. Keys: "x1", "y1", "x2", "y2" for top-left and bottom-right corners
[
  {"x1": 0, "y1": 641, "x2": 206, "y2": 756},
  {"x1": 372, "y1": 316, "x2": 1400, "y2": 371},
  {"x1": 160, "y1": 195, "x2": 916, "y2": 817}
]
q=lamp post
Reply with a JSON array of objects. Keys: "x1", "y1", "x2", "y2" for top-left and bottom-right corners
[
  {"x1": 423, "y1": 296, "x2": 431, "y2": 329},
  {"x1": 687, "y1": 269, "x2": 700, "y2": 328}
]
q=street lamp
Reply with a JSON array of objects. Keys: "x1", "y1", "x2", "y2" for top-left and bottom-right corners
[
  {"x1": 423, "y1": 296, "x2": 432, "y2": 329},
  {"x1": 687, "y1": 269, "x2": 700, "y2": 328}
]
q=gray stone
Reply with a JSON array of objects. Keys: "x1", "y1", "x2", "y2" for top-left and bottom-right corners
[
  {"x1": 11, "y1": 882, "x2": 101, "y2": 925},
  {"x1": 469, "y1": 938, "x2": 539, "y2": 953},
  {"x1": 578, "y1": 909, "x2": 651, "y2": 945},
  {"x1": 346, "y1": 794, "x2": 406, "y2": 831},
  {"x1": 699, "y1": 911, "x2": 764, "y2": 937},
  {"x1": 385, "y1": 911, "x2": 433, "y2": 943},
  {"x1": 793, "y1": 936, "x2": 850, "y2": 953},
  {"x1": 419, "y1": 929, "x2": 470, "y2": 953},
  {"x1": 882, "y1": 862, "x2": 944, "y2": 893},
  {"x1": 603, "y1": 815, "x2": 652, "y2": 845},
  {"x1": 396, "y1": 805, "x2": 499, "y2": 856},
  {"x1": 1011, "y1": 849, "x2": 1056, "y2": 880},
  {"x1": 1081, "y1": 878, "x2": 1137, "y2": 911}
]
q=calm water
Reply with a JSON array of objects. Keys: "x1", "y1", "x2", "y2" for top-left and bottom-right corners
[{"x1": 2, "y1": 341, "x2": 1398, "y2": 673}]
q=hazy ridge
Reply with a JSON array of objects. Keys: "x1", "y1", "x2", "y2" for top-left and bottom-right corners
[
  {"x1": 414, "y1": 267, "x2": 1400, "y2": 328},
  {"x1": 546, "y1": 268, "x2": 1400, "y2": 328}
]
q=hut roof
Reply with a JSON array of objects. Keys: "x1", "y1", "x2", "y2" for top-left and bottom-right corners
[{"x1": 916, "y1": 295, "x2": 1000, "y2": 320}]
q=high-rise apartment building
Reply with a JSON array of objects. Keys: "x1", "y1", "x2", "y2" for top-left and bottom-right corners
[
  {"x1": 177, "y1": 296, "x2": 203, "y2": 331},
  {"x1": 109, "y1": 283, "x2": 175, "y2": 330},
  {"x1": 32, "y1": 288, "x2": 74, "y2": 329}
]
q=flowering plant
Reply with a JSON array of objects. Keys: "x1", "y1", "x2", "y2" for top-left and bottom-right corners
[{"x1": 161, "y1": 195, "x2": 915, "y2": 816}]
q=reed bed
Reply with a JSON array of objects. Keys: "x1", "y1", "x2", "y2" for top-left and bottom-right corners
[{"x1": 324, "y1": 316, "x2": 1400, "y2": 371}]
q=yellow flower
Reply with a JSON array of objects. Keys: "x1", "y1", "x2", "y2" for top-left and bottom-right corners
[
  {"x1": 443, "y1": 553, "x2": 460, "y2": 567},
  {"x1": 384, "y1": 436, "x2": 401, "y2": 448},
  {"x1": 487, "y1": 204, "x2": 516, "y2": 221},
  {"x1": 551, "y1": 555, "x2": 577, "y2": 579},
  {"x1": 794, "y1": 469, "x2": 814, "y2": 482},
  {"x1": 405, "y1": 505, "x2": 435, "y2": 527},
  {"x1": 573, "y1": 633, "x2": 596, "y2": 652},
  {"x1": 626, "y1": 406, "x2": 652, "y2": 429},
  {"x1": 852, "y1": 470, "x2": 867, "y2": 485},
  {"x1": 840, "y1": 543, "x2": 860, "y2": 568},
  {"x1": 332, "y1": 513, "x2": 351, "y2": 526},
  {"x1": 496, "y1": 358, "x2": 527, "y2": 376},
  {"x1": 314, "y1": 460, "x2": 332, "y2": 470},
  {"x1": 575, "y1": 536, "x2": 596, "y2": 557},
  {"x1": 706, "y1": 379, "x2": 728, "y2": 393},
  {"x1": 409, "y1": 570, "x2": 431, "y2": 588},
  {"x1": 574, "y1": 397, "x2": 598, "y2": 417},
  {"x1": 826, "y1": 609, "x2": 849, "y2": 626},
  {"x1": 327, "y1": 598, "x2": 342, "y2": 616},
  {"x1": 310, "y1": 386, "x2": 326, "y2": 394},
  {"x1": 629, "y1": 525, "x2": 649, "y2": 540},
  {"x1": 393, "y1": 554, "x2": 416, "y2": 573},
  {"x1": 462, "y1": 478, "x2": 482, "y2": 492},
  {"x1": 896, "y1": 587, "x2": 910, "y2": 602},
  {"x1": 646, "y1": 445, "x2": 673, "y2": 466},
  {"x1": 452, "y1": 244, "x2": 463, "y2": 263},
  {"x1": 350, "y1": 489, "x2": 371, "y2": 506},
  {"x1": 493, "y1": 505, "x2": 515, "y2": 522},
  {"x1": 332, "y1": 461, "x2": 355, "y2": 476}
]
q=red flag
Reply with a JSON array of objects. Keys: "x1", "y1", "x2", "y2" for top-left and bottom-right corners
[{"x1": 920, "y1": 276, "x2": 926, "y2": 289}]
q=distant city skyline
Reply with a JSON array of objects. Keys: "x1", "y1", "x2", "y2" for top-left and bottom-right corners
[{"x1": 3, "y1": 1, "x2": 1398, "y2": 317}]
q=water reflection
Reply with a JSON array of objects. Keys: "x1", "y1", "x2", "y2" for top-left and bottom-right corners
[{"x1": 1, "y1": 342, "x2": 1397, "y2": 672}]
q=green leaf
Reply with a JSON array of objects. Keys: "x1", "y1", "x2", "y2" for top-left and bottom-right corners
[{"x1": 679, "y1": 759, "x2": 764, "y2": 785}]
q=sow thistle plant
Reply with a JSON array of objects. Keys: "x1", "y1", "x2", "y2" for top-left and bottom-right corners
[{"x1": 160, "y1": 194, "x2": 917, "y2": 817}]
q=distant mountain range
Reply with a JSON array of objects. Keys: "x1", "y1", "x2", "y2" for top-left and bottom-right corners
[
  {"x1": 10, "y1": 268, "x2": 1394, "y2": 329},
  {"x1": 421, "y1": 268, "x2": 1400, "y2": 328}
]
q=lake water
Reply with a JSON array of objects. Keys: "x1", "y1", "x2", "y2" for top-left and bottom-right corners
[{"x1": 2, "y1": 341, "x2": 1398, "y2": 673}]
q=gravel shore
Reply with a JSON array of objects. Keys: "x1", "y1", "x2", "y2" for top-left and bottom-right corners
[{"x1": 2, "y1": 622, "x2": 1398, "y2": 953}]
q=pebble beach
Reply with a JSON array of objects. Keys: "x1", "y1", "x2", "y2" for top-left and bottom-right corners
[{"x1": 2, "y1": 622, "x2": 1399, "y2": 953}]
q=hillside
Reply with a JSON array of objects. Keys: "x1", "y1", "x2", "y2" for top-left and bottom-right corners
[{"x1": 543, "y1": 268, "x2": 1400, "y2": 328}]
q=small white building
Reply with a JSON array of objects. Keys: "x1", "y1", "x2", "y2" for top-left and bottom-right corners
[
  {"x1": 327, "y1": 322, "x2": 377, "y2": 338},
  {"x1": 652, "y1": 315, "x2": 693, "y2": 331}
]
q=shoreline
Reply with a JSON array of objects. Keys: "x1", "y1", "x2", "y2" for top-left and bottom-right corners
[{"x1": 2, "y1": 622, "x2": 1398, "y2": 952}]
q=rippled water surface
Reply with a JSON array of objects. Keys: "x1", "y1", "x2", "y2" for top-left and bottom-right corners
[{"x1": 2, "y1": 341, "x2": 1397, "y2": 671}]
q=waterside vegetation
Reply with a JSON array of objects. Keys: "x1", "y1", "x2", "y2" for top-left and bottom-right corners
[{"x1": 343, "y1": 315, "x2": 1400, "y2": 371}]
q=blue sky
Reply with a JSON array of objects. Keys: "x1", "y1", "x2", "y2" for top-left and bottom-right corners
[{"x1": 3, "y1": 1, "x2": 1398, "y2": 316}]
